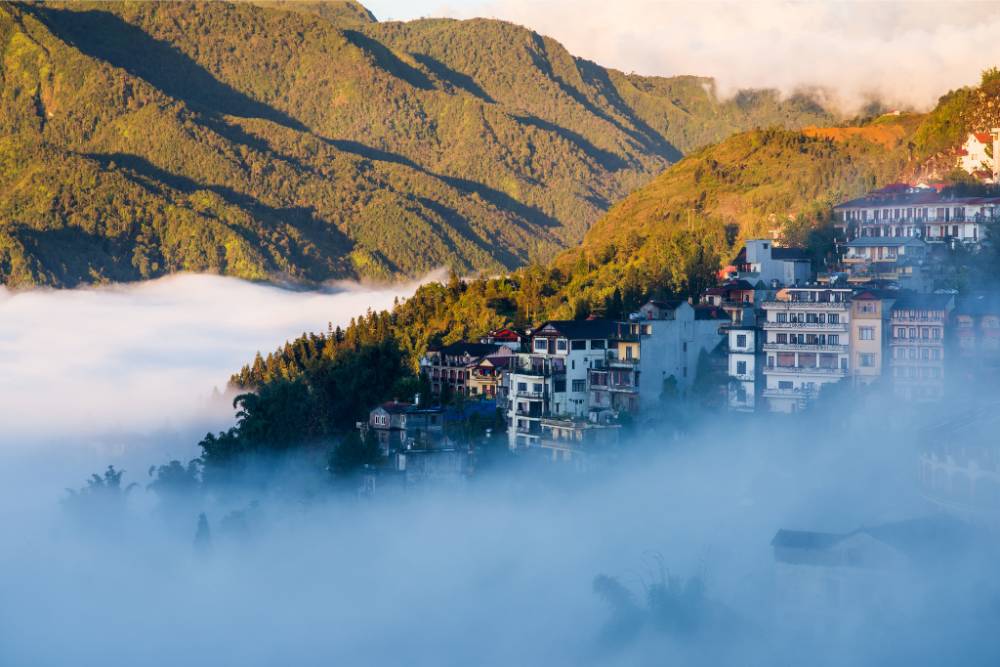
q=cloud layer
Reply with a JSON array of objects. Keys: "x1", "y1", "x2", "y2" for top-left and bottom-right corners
[
  {"x1": 437, "y1": 0, "x2": 1000, "y2": 112},
  {"x1": 0, "y1": 274, "x2": 422, "y2": 446}
]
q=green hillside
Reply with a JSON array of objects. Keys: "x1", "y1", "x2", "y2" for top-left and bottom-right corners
[{"x1": 0, "y1": 0, "x2": 832, "y2": 287}]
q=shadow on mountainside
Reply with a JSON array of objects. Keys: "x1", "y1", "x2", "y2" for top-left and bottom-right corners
[{"x1": 25, "y1": 5, "x2": 307, "y2": 131}]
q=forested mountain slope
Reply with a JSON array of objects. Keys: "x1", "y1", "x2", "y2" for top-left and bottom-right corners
[{"x1": 0, "y1": 0, "x2": 831, "y2": 286}]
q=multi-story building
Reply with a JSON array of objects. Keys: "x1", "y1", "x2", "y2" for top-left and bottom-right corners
[
  {"x1": 537, "y1": 416, "x2": 620, "y2": 466},
  {"x1": 587, "y1": 326, "x2": 641, "y2": 415},
  {"x1": 505, "y1": 319, "x2": 622, "y2": 450},
  {"x1": 364, "y1": 398, "x2": 445, "y2": 455},
  {"x1": 833, "y1": 184, "x2": 1000, "y2": 246},
  {"x1": 629, "y1": 300, "x2": 726, "y2": 409},
  {"x1": 725, "y1": 316, "x2": 760, "y2": 412},
  {"x1": 421, "y1": 342, "x2": 503, "y2": 396},
  {"x1": 761, "y1": 287, "x2": 853, "y2": 412},
  {"x1": 953, "y1": 293, "x2": 1000, "y2": 366},
  {"x1": 722, "y1": 240, "x2": 811, "y2": 287},
  {"x1": 889, "y1": 293, "x2": 954, "y2": 402},
  {"x1": 849, "y1": 290, "x2": 894, "y2": 387}
]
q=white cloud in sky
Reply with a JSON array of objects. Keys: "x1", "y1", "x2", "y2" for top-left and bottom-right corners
[
  {"x1": 426, "y1": 0, "x2": 1000, "y2": 112},
  {"x1": 0, "y1": 274, "x2": 424, "y2": 446}
]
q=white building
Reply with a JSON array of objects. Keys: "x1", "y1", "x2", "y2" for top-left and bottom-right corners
[
  {"x1": 727, "y1": 239, "x2": 811, "y2": 287},
  {"x1": 834, "y1": 184, "x2": 1000, "y2": 246},
  {"x1": 725, "y1": 319, "x2": 760, "y2": 412},
  {"x1": 761, "y1": 287, "x2": 852, "y2": 412},
  {"x1": 630, "y1": 300, "x2": 726, "y2": 409},
  {"x1": 958, "y1": 130, "x2": 999, "y2": 181},
  {"x1": 505, "y1": 320, "x2": 622, "y2": 451}
]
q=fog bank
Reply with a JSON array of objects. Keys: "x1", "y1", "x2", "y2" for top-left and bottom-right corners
[
  {"x1": 0, "y1": 273, "x2": 423, "y2": 447},
  {"x1": 440, "y1": 0, "x2": 1000, "y2": 112}
]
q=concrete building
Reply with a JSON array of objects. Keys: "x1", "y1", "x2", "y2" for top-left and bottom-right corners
[
  {"x1": 505, "y1": 319, "x2": 622, "y2": 451},
  {"x1": 849, "y1": 290, "x2": 894, "y2": 387},
  {"x1": 725, "y1": 318, "x2": 761, "y2": 411},
  {"x1": 761, "y1": 287, "x2": 853, "y2": 412},
  {"x1": 364, "y1": 399, "x2": 444, "y2": 455},
  {"x1": 725, "y1": 240, "x2": 811, "y2": 287},
  {"x1": 771, "y1": 517, "x2": 970, "y2": 630},
  {"x1": 629, "y1": 300, "x2": 726, "y2": 410},
  {"x1": 421, "y1": 342, "x2": 503, "y2": 396},
  {"x1": 889, "y1": 293, "x2": 954, "y2": 402},
  {"x1": 834, "y1": 184, "x2": 1000, "y2": 246},
  {"x1": 537, "y1": 416, "x2": 620, "y2": 466}
]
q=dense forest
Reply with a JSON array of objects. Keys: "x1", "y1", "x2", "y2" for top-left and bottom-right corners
[
  {"x1": 223, "y1": 70, "x2": 1000, "y2": 455},
  {"x1": 0, "y1": 0, "x2": 834, "y2": 286}
]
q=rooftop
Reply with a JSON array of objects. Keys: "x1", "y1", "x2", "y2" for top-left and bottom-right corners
[{"x1": 533, "y1": 319, "x2": 622, "y2": 340}]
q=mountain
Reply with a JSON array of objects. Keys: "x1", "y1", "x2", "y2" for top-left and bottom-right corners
[{"x1": 0, "y1": 0, "x2": 833, "y2": 287}]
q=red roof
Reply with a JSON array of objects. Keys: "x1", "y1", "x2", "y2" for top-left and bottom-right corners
[{"x1": 974, "y1": 132, "x2": 993, "y2": 144}]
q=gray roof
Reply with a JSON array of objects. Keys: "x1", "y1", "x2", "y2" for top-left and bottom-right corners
[{"x1": 533, "y1": 319, "x2": 621, "y2": 340}]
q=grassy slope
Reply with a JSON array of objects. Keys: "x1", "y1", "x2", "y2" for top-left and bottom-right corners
[{"x1": 0, "y1": 0, "x2": 832, "y2": 287}]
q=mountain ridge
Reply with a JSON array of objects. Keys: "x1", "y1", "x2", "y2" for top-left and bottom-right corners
[{"x1": 0, "y1": 0, "x2": 834, "y2": 287}]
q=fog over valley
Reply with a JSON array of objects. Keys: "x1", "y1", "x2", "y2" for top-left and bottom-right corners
[{"x1": 2, "y1": 275, "x2": 999, "y2": 665}]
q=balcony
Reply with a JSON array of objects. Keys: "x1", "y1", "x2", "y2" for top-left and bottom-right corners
[
  {"x1": 763, "y1": 343, "x2": 848, "y2": 353},
  {"x1": 762, "y1": 387, "x2": 817, "y2": 401},
  {"x1": 763, "y1": 321, "x2": 848, "y2": 332},
  {"x1": 607, "y1": 357, "x2": 640, "y2": 368},
  {"x1": 762, "y1": 300, "x2": 849, "y2": 311},
  {"x1": 515, "y1": 390, "x2": 545, "y2": 399},
  {"x1": 763, "y1": 365, "x2": 847, "y2": 377}
]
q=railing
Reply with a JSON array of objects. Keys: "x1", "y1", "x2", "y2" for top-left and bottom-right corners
[
  {"x1": 516, "y1": 423, "x2": 541, "y2": 435},
  {"x1": 762, "y1": 301, "x2": 850, "y2": 310},
  {"x1": 762, "y1": 387, "x2": 817, "y2": 400},
  {"x1": 515, "y1": 390, "x2": 545, "y2": 399},
  {"x1": 762, "y1": 322, "x2": 848, "y2": 331},
  {"x1": 763, "y1": 343, "x2": 848, "y2": 353},
  {"x1": 763, "y1": 365, "x2": 847, "y2": 376},
  {"x1": 607, "y1": 357, "x2": 640, "y2": 367}
]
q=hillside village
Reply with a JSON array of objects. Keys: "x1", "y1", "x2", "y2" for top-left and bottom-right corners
[{"x1": 359, "y1": 178, "x2": 1000, "y2": 487}]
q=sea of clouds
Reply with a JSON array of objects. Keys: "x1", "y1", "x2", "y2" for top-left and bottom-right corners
[
  {"x1": 1, "y1": 273, "x2": 999, "y2": 666},
  {"x1": 431, "y1": 0, "x2": 1000, "y2": 113}
]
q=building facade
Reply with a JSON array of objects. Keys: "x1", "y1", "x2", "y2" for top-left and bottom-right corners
[
  {"x1": 834, "y1": 184, "x2": 1000, "y2": 246},
  {"x1": 889, "y1": 294, "x2": 954, "y2": 402},
  {"x1": 762, "y1": 287, "x2": 853, "y2": 412},
  {"x1": 849, "y1": 291, "x2": 893, "y2": 387}
]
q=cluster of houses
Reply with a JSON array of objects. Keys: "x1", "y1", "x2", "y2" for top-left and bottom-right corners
[{"x1": 356, "y1": 184, "x2": 1000, "y2": 477}]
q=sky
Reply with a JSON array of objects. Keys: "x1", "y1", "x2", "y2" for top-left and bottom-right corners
[{"x1": 364, "y1": 0, "x2": 1000, "y2": 112}]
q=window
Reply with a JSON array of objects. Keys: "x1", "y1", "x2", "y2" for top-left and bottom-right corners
[
  {"x1": 571, "y1": 379, "x2": 586, "y2": 392},
  {"x1": 556, "y1": 339, "x2": 568, "y2": 352},
  {"x1": 859, "y1": 327, "x2": 875, "y2": 341},
  {"x1": 517, "y1": 382, "x2": 527, "y2": 392},
  {"x1": 571, "y1": 340, "x2": 586, "y2": 350},
  {"x1": 777, "y1": 313, "x2": 788, "y2": 323},
  {"x1": 779, "y1": 380, "x2": 793, "y2": 390},
  {"x1": 533, "y1": 339, "x2": 547, "y2": 352},
  {"x1": 736, "y1": 334, "x2": 747, "y2": 348},
  {"x1": 532, "y1": 383, "x2": 543, "y2": 393},
  {"x1": 859, "y1": 353, "x2": 875, "y2": 367},
  {"x1": 777, "y1": 333, "x2": 788, "y2": 344},
  {"x1": 896, "y1": 327, "x2": 905, "y2": 338},
  {"x1": 590, "y1": 339, "x2": 606, "y2": 350},
  {"x1": 828, "y1": 314, "x2": 839, "y2": 324},
  {"x1": 736, "y1": 361, "x2": 747, "y2": 375},
  {"x1": 554, "y1": 379, "x2": 566, "y2": 392},
  {"x1": 828, "y1": 334, "x2": 840, "y2": 345}
]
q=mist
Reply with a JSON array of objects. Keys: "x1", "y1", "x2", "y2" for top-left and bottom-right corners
[
  {"x1": 3, "y1": 377, "x2": 999, "y2": 664},
  {"x1": 436, "y1": 0, "x2": 1000, "y2": 113},
  {"x1": 0, "y1": 273, "x2": 426, "y2": 446}
]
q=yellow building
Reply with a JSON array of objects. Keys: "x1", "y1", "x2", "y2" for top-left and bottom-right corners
[{"x1": 849, "y1": 291, "x2": 894, "y2": 387}]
